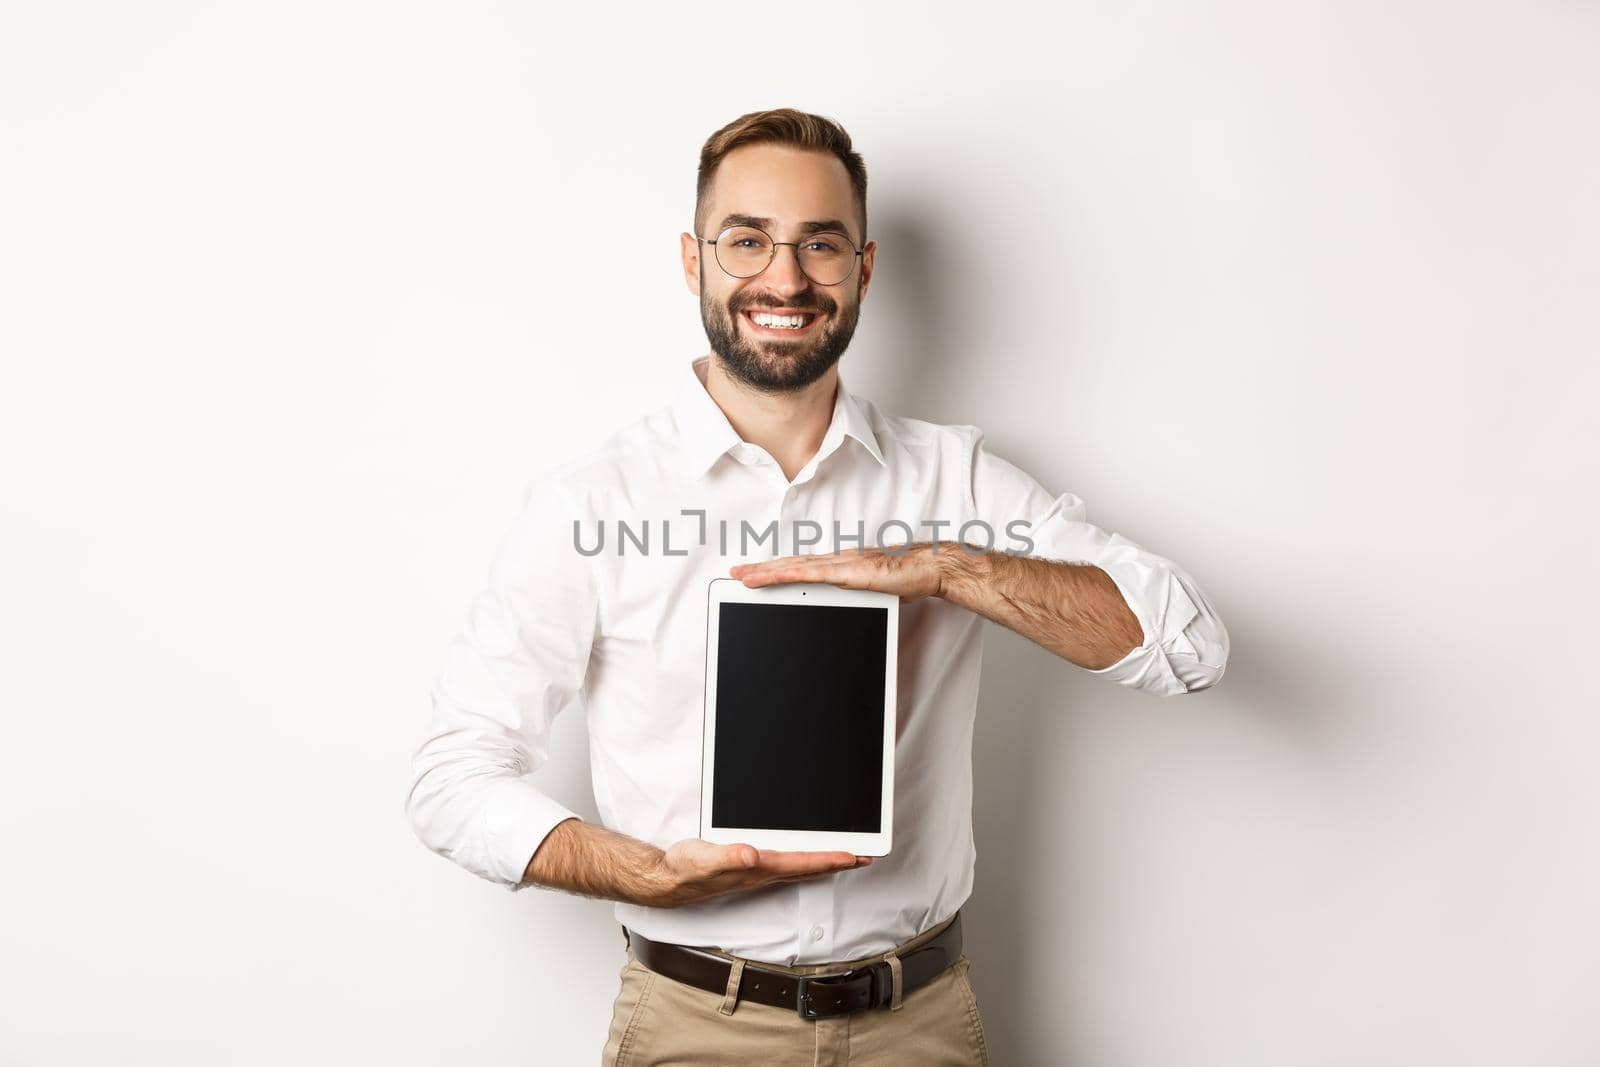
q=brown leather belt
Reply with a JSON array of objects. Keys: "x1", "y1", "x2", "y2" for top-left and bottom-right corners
[{"x1": 623, "y1": 912, "x2": 962, "y2": 1020}]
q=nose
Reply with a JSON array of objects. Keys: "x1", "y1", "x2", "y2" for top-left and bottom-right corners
[{"x1": 759, "y1": 243, "x2": 811, "y2": 300}]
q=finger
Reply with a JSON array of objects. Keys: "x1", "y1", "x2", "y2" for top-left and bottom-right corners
[
  {"x1": 730, "y1": 554, "x2": 810, "y2": 573},
  {"x1": 744, "y1": 551, "x2": 857, "y2": 568},
  {"x1": 761, "y1": 851, "x2": 864, "y2": 870},
  {"x1": 739, "y1": 568, "x2": 816, "y2": 588},
  {"x1": 752, "y1": 849, "x2": 862, "y2": 875},
  {"x1": 742, "y1": 561, "x2": 869, "y2": 588},
  {"x1": 730, "y1": 556, "x2": 812, "y2": 578},
  {"x1": 733, "y1": 552, "x2": 867, "y2": 580},
  {"x1": 733, "y1": 546, "x2": 905, "y2": 576},
  {"x1": 766, "y1": 857, "x2": 874, "y2": 887}
]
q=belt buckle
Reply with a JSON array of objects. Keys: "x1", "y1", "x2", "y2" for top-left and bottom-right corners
[{"x1": 795, "y1": 968, "x2": 874, "y2": 1020}]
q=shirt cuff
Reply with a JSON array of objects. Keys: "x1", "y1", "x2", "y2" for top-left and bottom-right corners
[
  {"x1": 482, "y1": 779, "x2": 583, "y2": 892},
  {"x1": 1081, "y1": 555, "x2": 1202, "y2": 696}
]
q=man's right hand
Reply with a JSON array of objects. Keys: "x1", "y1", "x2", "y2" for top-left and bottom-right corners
[
  {"x1": 521, "y1": 818, "x2": 872, "y2": 907},
  {"x1": 646, "y1": 837, "x2": 872, "y2": 908}
]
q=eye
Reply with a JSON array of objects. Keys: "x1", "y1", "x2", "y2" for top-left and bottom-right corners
[{"x1": 804, "y1": 236, "x2": 849, "y2": 253}]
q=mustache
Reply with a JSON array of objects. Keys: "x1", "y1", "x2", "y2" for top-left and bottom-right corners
[{"x1": 730, "y1": 294, "x2": 836, "y2": 316}]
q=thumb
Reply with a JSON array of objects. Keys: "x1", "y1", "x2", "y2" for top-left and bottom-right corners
[
  {"x1": 674, "y1": 838, "x2": 756, "y2": 874},
  {"x1": 720, "y1": 843, "x2": 758, "y2": 870}
]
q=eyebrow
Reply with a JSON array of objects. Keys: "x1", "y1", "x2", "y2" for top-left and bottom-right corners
[{"x1": 715, "y1": 214, "x2": 858, "y2": 241}]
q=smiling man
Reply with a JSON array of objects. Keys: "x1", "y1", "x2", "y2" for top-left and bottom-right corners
[{"x1": 407, "y1": 108, "x2": 1229, "y2": 1066}]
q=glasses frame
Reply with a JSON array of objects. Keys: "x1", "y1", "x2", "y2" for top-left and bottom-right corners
[{"x1": 698, "y1": 224, "x2": 865, "y2": 286}]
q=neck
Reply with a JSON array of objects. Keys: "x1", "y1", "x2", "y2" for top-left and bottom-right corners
[{"x1": 703, "y1": 354, "x2": 838, "y2": 483}]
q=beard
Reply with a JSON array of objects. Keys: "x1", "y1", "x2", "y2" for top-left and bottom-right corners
[{"x1": 700, "y1": 275, "x2": 862, "y2": 392}]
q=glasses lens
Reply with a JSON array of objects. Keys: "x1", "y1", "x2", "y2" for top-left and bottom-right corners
[
  {"x1": 714, "y1": 226, "x2": 773, "y2": 278},
  {"x1": 796, "y1": 232, "x2": 857, "y2": 286}
]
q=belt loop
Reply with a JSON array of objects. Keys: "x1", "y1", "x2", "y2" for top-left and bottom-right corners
[
  {"x1": 718, "y1": 957, "x2": 746, "y2": 1016},
  {"x1": 885, "y1": 953, "x2": 904, "y2": 1011}
]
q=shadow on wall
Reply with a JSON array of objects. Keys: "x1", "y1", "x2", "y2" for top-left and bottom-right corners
[
  {"x1": 853, "y1": 202, "x2": 986, "y2": 424},
  {"x1": 965, "y1": 596, "x2": 1349, "y2": 1063}
]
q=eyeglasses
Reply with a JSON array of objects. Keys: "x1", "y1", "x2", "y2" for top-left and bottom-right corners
[{"x1": 698, "y1": 225, "x2": 864, "y2": 287}]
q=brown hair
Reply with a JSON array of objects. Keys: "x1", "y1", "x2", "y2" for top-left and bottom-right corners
[{"x1": 695, "y1": 108, "x2": 868, "y2": 241}]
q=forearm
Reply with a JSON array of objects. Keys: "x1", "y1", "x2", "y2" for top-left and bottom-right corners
[
  {"x1": 938, "y1": 545, "x2": 1144, "y2": 670},
  {"x1": 520, "y1": 817, "x2": 669, "y2": 906}
]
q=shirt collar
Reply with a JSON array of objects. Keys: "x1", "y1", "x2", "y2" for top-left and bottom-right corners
[{"x1": 671, "y1": 354, "x2": 886, "y2": 480}]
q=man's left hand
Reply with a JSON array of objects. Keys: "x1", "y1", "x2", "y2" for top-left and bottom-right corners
[{"x1": 729, "y1": 542, "x2": 974, "y2": 602}]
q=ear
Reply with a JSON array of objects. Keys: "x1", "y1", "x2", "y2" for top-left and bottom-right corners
[
  {"x1": 680, "y1": 231, "x2": 701, "y2": 296},
  {"x1": 858, "y1": 239, "x2": 877, "y2": 302}
]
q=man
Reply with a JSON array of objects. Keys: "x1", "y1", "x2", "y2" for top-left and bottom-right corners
[{"x1": 407, "y1": 107, "x2": 1229, "y2": 1065}]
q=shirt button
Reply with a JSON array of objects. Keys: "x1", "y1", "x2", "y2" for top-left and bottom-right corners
[{"x1": 810, "y1": 925, "x2": 824, "y2": 942}]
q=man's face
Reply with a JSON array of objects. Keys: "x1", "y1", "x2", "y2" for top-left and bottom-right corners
[{"x1": 681, "y1": 144, "x2": 876, "y2": 392}]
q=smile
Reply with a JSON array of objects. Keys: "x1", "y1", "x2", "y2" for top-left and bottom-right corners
[{"x1": 742, "y1": 309, "x2": 822, "y2": 337}]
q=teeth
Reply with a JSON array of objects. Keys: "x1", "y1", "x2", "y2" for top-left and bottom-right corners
[{"x1": 750, "y1": 312, "x2": 809, "y2": 329}]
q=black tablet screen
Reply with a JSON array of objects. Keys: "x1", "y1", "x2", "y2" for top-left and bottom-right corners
[{"x1": 711, "y1": 601, "x2": 887, "y2": 833}]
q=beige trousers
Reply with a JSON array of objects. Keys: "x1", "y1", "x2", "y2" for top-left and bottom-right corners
[{"x1": 599, "y1": 912, "x2": 988, "y2": 1066}]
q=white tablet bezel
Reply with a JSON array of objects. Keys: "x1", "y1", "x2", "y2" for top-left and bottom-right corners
[{"x1": 700, "y1": 577, "x2": 897, "y2": 856}]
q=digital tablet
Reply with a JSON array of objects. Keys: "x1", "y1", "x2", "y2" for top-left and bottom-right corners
[{"x1": 700, "y1": 577, "x2": 898, "y2": 856}]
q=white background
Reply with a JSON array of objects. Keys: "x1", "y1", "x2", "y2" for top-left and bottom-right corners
[{"x1": 3, "y1": 2, "x2": 1597, "y2": 1064}]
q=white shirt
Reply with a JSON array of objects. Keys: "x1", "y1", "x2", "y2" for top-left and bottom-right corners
[{"x1": 407, "y1": 354, "x2": 1229, "y2": 964}]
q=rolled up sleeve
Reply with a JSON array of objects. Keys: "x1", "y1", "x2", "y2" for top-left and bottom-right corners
[
  {"x1": 967, "y1": 430, "x2": 1229, "y2": 696},
  {"x1": 406, "y1": 476, "x2": 599, "y2": 890}
]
